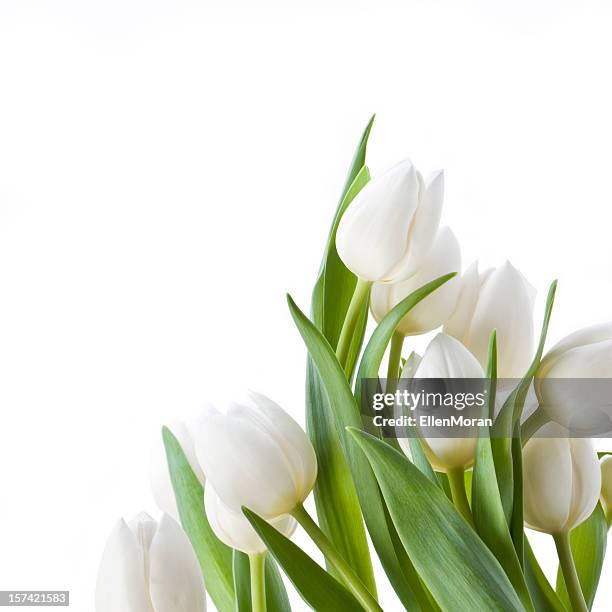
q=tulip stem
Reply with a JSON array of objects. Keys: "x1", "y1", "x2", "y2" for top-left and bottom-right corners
[
  {"x1": 520, "y1": 407, "x2": 550, "y2": 444},
  {"x1": 291, "y1": 503, "x2": 382, "y2": 612},
  {"x1": 553, "y1": 531, "x2": 588, "y2": 612},
  {"x1": 336, "y1": 279, "x2": 372, "y2": 372},
  {"x1": 386, "y1": 332, "x2": 404, "y2": 392},
  {"x1": 248, "y1": 552, "x2": 267, "y2": 612},
  {"x1": 447, "y1": 467, "x2": 474, "y2": 527}
]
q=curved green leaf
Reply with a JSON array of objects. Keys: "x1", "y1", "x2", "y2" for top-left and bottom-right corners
[
  {"x1": 556, "y1": 503, "x2": 607, "y2": 609},
  {"x1": 472, "y1": 333, "x2": 533, "y2": 610},
  {"x1": 524, "y1": 540, "x2": 566, "y2": 612},
  {"x1": 243, "y1": 509, "x2": 362, "y2": 612},
  {"x1": 162, "y1": 427, "x2": 234, "y2": 612},
  {"x1": 348, "y1": 427, "x2": 526, "y2": 612},
  {"x1": 289, "y1": 295, "x2": 426, "y2": 609}
]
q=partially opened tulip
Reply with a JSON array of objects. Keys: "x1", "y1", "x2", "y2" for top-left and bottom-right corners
[
  {"x1": 398, "y1": 333, "x2": 483, "y2": 525},
  {"x1": 535, "y1": 322, "x2": 612, "y2": 434},
  {"x1": 205, "y1": 483, "x2": 296, "y2": 554},
  {"x1": 522, "y1": 423, "x2": 600, "y2": 612},
  {"x1": 370, "y1": 226, "x2": 461, "y2": 336},
  {"x1": 96, "y1": 512, "x2": 205, "y2": 612},
  {"x1": 444, "y1": 260, "x2": 535, "y2": 378},
  {"x1": 336, "y1": 160, "x2": 443, "y2": 283},
  {"x1": 151, "y1": 421, "x2": 205, "y2": 521},
  {"x1": 195, "y1": 391, "x2": 317, "y2": 518}
]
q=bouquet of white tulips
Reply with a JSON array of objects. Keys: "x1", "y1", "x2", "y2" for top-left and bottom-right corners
[{"x1": 96, "y1": 117, "x2": 612, "y2": 612}]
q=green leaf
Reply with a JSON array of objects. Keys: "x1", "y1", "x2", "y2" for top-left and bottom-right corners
[
  {"x1": 289, "y1": 295, "x2": 426, "y2": 609},
  {"x1": 243, "y1": 509, "x2": 362, "y2": 612},
  {"x1": 348, "y1": 427, "x2": 526, "y2": 612},
  {"x1": 472, "y1": 333, "x2": 534, "y2": 611},
  {"x1": 524, "y1": 539, "x2": 566, "y2": 612},
  {"x1": 233, "y1": 550, "x2": 292, "y2": 612},
  {"x1": 556, "y1": 503, "x2": 608, "y2": 609},
  {"x1": 354, "y1": 273, "x2": 456, "y2": 485},
  {"x1": 491, "y1": 280, "x2": 557, "y2": 522},
  {"x1": 305, "y1": 119, "x2": 377, "y2": 593},
  {"x1": 162, "y1": 427, "x2": 234, "y2": 612}
]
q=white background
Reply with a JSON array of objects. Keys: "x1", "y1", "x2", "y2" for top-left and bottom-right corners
[{"x1": 1, "y1": 1, "x2": 611, "y2": 610}]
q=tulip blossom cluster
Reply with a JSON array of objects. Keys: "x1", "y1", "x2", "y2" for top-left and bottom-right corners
[{"x1": 97, "y1": 119, "x2": 612, "y2": 612}]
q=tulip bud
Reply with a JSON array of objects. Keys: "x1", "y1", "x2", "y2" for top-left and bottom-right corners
[
  {"x1": 398, "y1": 333, "x2": 484, "y2": 472},
  {"x1": 600, "y1": 455, "x2": 612, "y2": 516},
  {"x1": 96, "y1": 512, "x2": 206, "y2": 612},
  {"x1": 444, "y1": 261, "x2": 536, "y2": 378},
  {"x1": 205, "y1": 483, "x2": 296, "y2": 554},
  {"x1": 151, "y1": 421, "x2": 206, "y2": 521},
  {"x1": 535, "y1": 323, "x2": 612, "y2": 433},
  {"x1": 522, "y1": 423, "x2": 600, "y2": 534},
  {"x1": 195, "y1": 391, "x2": 317, "y2": 518},
  {"x1": 336, "y1": 160, "x2": 443, "y2": 283},
  {"x1": 370, "y1": 226, "x2": 461, "y2": 336}
]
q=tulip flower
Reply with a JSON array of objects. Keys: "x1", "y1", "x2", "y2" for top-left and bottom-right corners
[
  {"x1": 336, "y1": 160, "x2": 443, "y2": 284},
  {"x1": 444, "y1": 260, "x2": 535, "y2": 378},
  {"x1": 535, "y1": 322, "x2": 612, "y2": 434},
  {"x1": 370, "y1": 226, "x2": 461, "y2": 336},
  {"x1": 205, "y1": 483, "x2": 296, "y2": 554},
  {"x1": 151, "y1": 421, "x2": 205, "y2": 521},
  {"x1": 398, "y1": 334, "x2": 483, "y2": 525},
  {"x1": 195, "y1": 391, "x2": 317, "y2": 518},
  {"x1": 96, "y1": 512, "x2": 205, "y2": 612},
  {"x1": 600, "y1": 455, "x2": 612, "y2": 521},
  {"x1": 522, "y1": 424, "x2": 600, "y2": 612}
]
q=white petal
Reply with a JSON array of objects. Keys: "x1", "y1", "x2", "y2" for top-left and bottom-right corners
[
  {"x1": 600, "y1": 456, "x2": 612, "y2": 512},
  {"x1": 195, "y1": 404, "x2": 305, "y2": 517},
  {"x1": 383, "y1": 170, "x2": 444, "y2": 282},
  {"x1": 422, "y1": 437, "x2": 477, "y2": 472},
  {"x1": 416, "y1": 333, "x2": 484, "y2": 379},
  {"x1": 466, "y1": 261, "x2": 535, "y2": 378},
  {"x1": 336, "y1": 160, "x2": 420, "y2": 281},
  {"x1": 374, "y1": 227, "x2": 461, "y2": 335},
  {"x1": 148, "y1": 515, "x2": 206, "y2": 612},
  {"x1": 566, "y1": 438, "x2": 601, "y2": 530},
  {"x1": 95, "y1": 519, "x2": 153, "y2": 612},
  {"x1": 205, "y1": 484, "x2": 296, "y2": 554},
  {"x1": 443, "y1": 261, "x2": 480, "y2": 342},
  {"x1": 523, "y1": 425, "x2": 573, "y2": 533}
]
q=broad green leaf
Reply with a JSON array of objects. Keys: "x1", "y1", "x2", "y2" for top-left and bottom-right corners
[
  {"x1": 233, "y1": 551, "x2": 292, "y2": 612},
  {"x1": 472, "y1": 333, "x2": 533, "y2": 610},
  {"x1": 556, "y1": 504, "x2": 607, "y2": 610},
  {"x1": 348, "y1": 428, "x2": 526, "y2": 612},
  {"x1": 289, "y1": 295, "x2": 424, "y2": 609},
  {"x1": 162, "y1": 427, "x2": 234, "y2": 612},
  {"x1": 491, "y1": 280, "x2": 557, "y2": 522},
  {"x1": 306, "y1": 119, "x2": 377, "y2": 592},
  {"x1": 243, "y1": 509, "x2": 362, "y2": 612},
  {"x1": 524, "y1": 539, "x2": 566, "y2": 612}
]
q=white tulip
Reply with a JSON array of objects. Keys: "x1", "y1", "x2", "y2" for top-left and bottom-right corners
[
  {"x1": 205, "y1": 483, "x2": 296, "y2": 554},
  {"x1": 444, "y1": 260, "x2": 536, "y2": 378},
  {"x1": 96, "y1": 512, "x2": 205, "y2": 612},
  {"x1": 151, "y1": 421, "x2": 205, "y2": 521},
  {"x1": 398, "y1": 333, "x2": 484, "y2": 472},
  {"x1": 370, "y1": 226, "x2": 461, "y2": 336},
  {"x1": 535, "y1": 323, "x2": 612, "y2": 434},
  {"x1": 195, "y1": 391, "x2": 317, "y2": 518},
  {"x1": 336, "y1": 160, "x2": 443, "y2": 283},
  {"x1": 523, "y1": 423, "x2": 601, "y2": 534},
  {"x1": 600, "y1": 455, "x2": 612, "y2": 516}
]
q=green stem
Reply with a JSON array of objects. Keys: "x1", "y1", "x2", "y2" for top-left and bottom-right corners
[
  {"x1": 385, "y1": 331, "x2": 404, "y2": 394},
  {"x1": 248, "y1": 552, "x2": 266, "y2": 612},
  {"x1": 520, "y1": 407, "x2": 550, "y2": 445},
  {"x1": 447, "y1": 467, "x2": 474, "y2": 527},
  {"x1": 553, "y1": 531, "x2": 588, "y2": 612},
  {"x1": 291, "y1": 503, "x2": 382, "y2": 612},
  {"x1": 335, "y1": 279, "x2": 372, "y2": 372}
]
